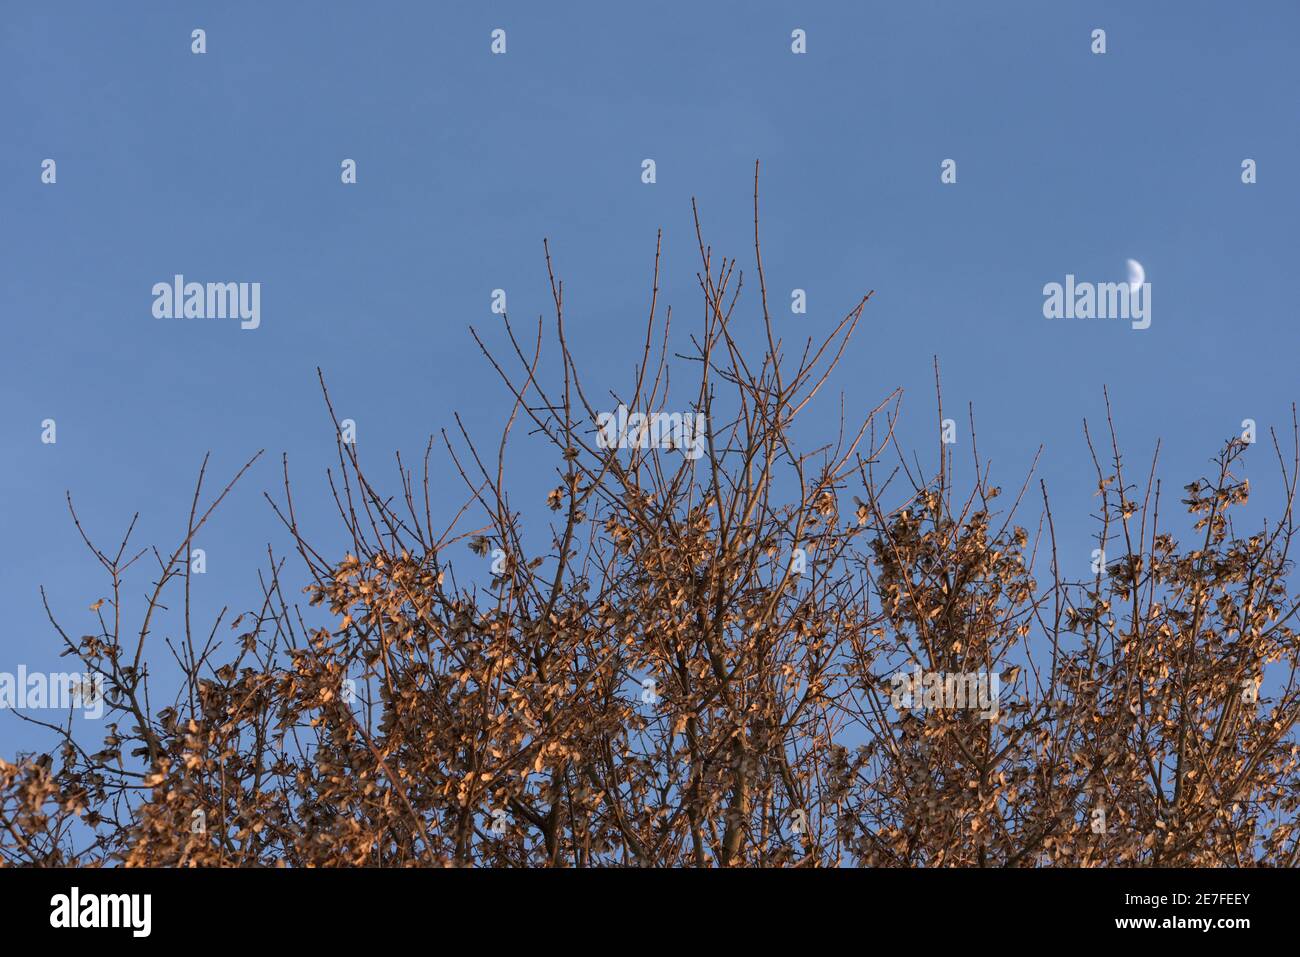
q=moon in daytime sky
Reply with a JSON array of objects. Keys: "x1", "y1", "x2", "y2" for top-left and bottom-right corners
[{"x1": 1126, "y1": 258, "x2": 1145, "y2": 290}]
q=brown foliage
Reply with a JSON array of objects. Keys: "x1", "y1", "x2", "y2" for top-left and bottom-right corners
[{"x1": 4, "y1": 175, "x2": 1299, "y2": 867}]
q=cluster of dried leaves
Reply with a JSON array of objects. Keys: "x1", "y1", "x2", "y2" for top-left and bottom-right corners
[{"x1": 3, "y1": 178, "x2": 1298, "y2": 867}]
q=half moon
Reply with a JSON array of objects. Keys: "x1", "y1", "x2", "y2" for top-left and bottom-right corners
[{"x1": 1126, "y1": 258, "x2": 1145, "y2": 290}]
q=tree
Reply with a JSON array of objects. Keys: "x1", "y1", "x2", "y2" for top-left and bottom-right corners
[{"x1": 4, "y1": 170, "x2": 1298, "y2": 867}]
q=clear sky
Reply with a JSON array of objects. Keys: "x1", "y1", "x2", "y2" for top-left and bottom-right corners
[{"x1": 2, "y1": 1, "x2": 1297, "y2": 754}]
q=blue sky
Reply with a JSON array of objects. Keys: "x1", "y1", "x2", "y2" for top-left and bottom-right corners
[{"x1": 2, "y1": 1, "x2": 1297, "y2": 754}]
